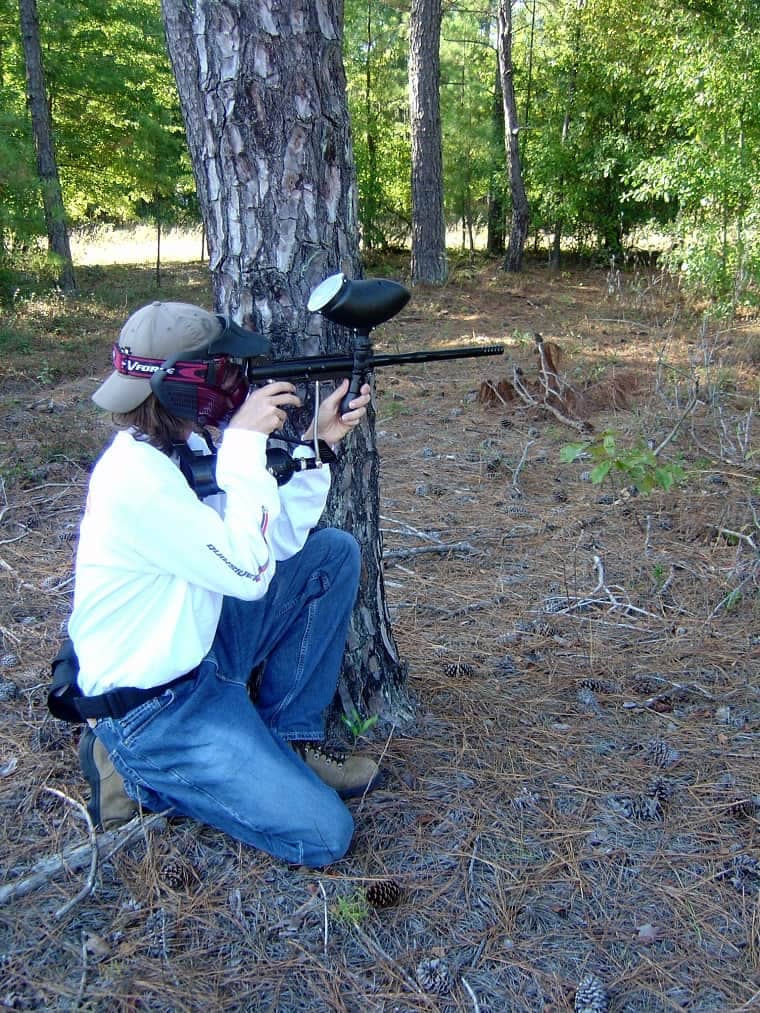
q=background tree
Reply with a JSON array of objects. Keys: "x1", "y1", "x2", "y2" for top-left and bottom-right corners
[
  {"x1": 0, "y1": 0, "x2": 193, "y2": 295},
  {"x1": 160, "y1": 0, "x2": 408, "y2": 719},
  {"x1": 17, "y1": 0, "x2": 75, "y2": 292},
  {"x1": 440, "y1": 9, "x2": 498, "y2": 254},
  {"x1": 1, "y1": 0, "x2": 759, "y2": 308},
  {"x1": 409, "y1": 0, "x2": 448, "y2": 284},
  {"x1": 496, "y1": 0, "x2": 529, "y2": 272},
  {"x1": 625, "y1": 0, "x2": 760, "y2": 305},
  {"x1": 344, "y1": 0, "x2": 410, "y2": 251}
]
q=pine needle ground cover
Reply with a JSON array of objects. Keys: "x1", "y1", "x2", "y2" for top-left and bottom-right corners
[{"x1": 0, "y1": 256, "x2": 758, "y2": 1011}]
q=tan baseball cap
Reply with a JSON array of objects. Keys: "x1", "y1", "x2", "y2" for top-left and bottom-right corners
[{"x1": 93, "y1": 302, "x2": 223, "y2": 413}]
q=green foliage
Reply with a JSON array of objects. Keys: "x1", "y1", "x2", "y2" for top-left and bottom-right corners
[
  {"x1": 2, "y1": 0, "x2": 759, "y2": 306},
  {"x1": 439, "y1": 11, "x2": 499, "y2": 245},
  {"x1": 560, "y1": 430, "x2": 686, "y2": 494},
  {"x1": 332, "y1": 891, "x2": 370, "y2": 926},
  {"x1": 341, "y1": 707, "x2": 378, "y2": 739},
  {"x1": 344, "y1": 0, "x2": 411, "y2": 249},
  {"x1": 0, "y1": 0, "x2": 194, "y2": 290}
]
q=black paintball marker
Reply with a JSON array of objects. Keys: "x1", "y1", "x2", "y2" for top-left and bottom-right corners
[
  {"x1": 248, "y1": 273, "x2": 504, "y2": 416},
  {"x1": 181, "y1": 273, "x2": 504, "y2": 492}
]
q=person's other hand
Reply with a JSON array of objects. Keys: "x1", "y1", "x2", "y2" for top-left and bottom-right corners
[{"x1": 302, "y1": 380, "x2": 371, "y2": 446}]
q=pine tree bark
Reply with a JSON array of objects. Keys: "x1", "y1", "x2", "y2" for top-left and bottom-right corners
[
  {"x1": 18, "y1": 0, "x2": 76, "y2": 293},
  {"x1": 409, "y1": 0, "x2": 447, "y2": 285},
  {"x1": 161, "y1": 0, "x2": 408, "y2": 720},
  {"x1": 487, "y1": 60, "x2": 506, "y2": 256},
  {"x1": 496, "y1": 0, "x2": 529, "y2": 273}
]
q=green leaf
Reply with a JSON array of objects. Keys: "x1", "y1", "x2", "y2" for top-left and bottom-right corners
[
  {"x1": 560, "y1": 442, "x2": 590, "y2": 463},
  {"x1": 590, "y1": 460, "x2": 613, "y2": 484},
  {"x1": 602, "y1": 432, "x2": 617, "y2": 455}
]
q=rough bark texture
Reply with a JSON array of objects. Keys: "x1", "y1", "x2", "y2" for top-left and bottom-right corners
[
  {"x1": 160, "y1": 0, "x2": 408, "y2": 719},
  {"x1": 496, "y1": 0, "x2": 529, "y2": 273},
  {"x1": 409, "y1": 0, "x2": 447, "y2": 286},
  {"x1": 18, "y1": 0, "x2": 76, "y2": 293}
]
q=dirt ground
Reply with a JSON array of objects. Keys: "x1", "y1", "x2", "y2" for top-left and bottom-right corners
[{"x1": 0, "y1": 258, "x2": 758, "y2": 1011}]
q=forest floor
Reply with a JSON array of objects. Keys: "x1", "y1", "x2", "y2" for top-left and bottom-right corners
[{"x1": 0, "y1": 251, "x2": 758, "y2": 1012}]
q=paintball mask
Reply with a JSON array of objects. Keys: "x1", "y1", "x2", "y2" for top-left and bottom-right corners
[{"x1": 109, "y1": 316, "x2": 271, "y2": 428}]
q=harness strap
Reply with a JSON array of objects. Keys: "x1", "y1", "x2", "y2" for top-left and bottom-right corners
[
  {"x1": 47, "y1": 637, "x2": 196, "y2": 722},
  {"x1": 74, "y1": 671, "x2": 196, "y2": 720}
]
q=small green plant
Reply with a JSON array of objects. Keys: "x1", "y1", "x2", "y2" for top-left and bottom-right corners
[
  {"x1": 341, "y1": 707, "x2": 378, "y2": 739},
  {"x1": 724, "y1": 588, "x2": 743, "y2": 612},
  {"x1": 652, "y1": 563, "x2": 667, "y2": 589},
  {"x1": 560, "y1": 430, "x2": 686, "y2": 494},
  {"x1": 36, "y1": 360, "x2": 55, "y2": 385},
  {"x1": 332, "y1": 891, "x2": 370, "y2": 926}
]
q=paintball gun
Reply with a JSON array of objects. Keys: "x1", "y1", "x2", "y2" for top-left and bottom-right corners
[{"x1": 180, "y1": 273, "x2": 504, "y2": 492}]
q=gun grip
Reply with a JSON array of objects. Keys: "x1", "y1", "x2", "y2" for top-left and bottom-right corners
[{"x1": 340, "y1": 373, "x2": 363, "y2": 416}]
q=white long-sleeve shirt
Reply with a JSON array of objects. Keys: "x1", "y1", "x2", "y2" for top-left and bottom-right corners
[{"x1": 69, "y1": 428, "x2": 330, "y2": 695}]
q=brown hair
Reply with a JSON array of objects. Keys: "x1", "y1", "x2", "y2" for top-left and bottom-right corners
[{"x1": 112, "y1": 395, "x2": 192, "y2": 454}]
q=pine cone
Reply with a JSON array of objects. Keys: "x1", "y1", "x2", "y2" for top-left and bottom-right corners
[
  {"x1": 444, "y1": 661, "x2": 474, "y2": 677},
  {"x1": 416, "y1": 957, "x2": 452, "y2": 995},
  {"x1": 365, "y1": 880, "x2": 402, "y2": 908},
  {"x1": 0, "y1": 678, "x2": 19, "y2": 701},
  {"x1": 160, "y1": 858, "x2": 192, "y2": 891},
  {"x1": 631, "y1": 794, "x2": 664, "y2": 822},
  {"x1": 579, "y1": 678, "x2": 617, "y2": 694},
  {"x1": 646, "y1": 776, "x2": 674, "y2": 803},
  {"x1": 645, "y1": 738, "x2": 680, "y2": 768},
  {"x1": 628, "y1": 673, "x2": 665, "y2": 695},
  {"x1": 728, "y1": 796, "x2": 760, "y2": 820},
  {"x1": 574, "y1": 972, "x2": 609, "y2": 1013}
]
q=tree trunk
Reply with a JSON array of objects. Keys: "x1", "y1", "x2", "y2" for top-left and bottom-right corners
[
  {"x1": 363, "y1": 0, "x2": 378, "y2": 251},
  {"x1": 161, "y1": 0, "x2": 408, "y2": 721},
  {"x1": 496, "y1": 0, "x2": 529, "y2": 273},
  {"x1": 551, "y1": 0, "x2": 583, "y2": 272},
  {"x1": 18, "y1": 0, "x2": 76, "y2": 293},
  {"x1": 409, "y1": 0, "x2": 447, "y2": 285},
  {"x1": 486, "y1": 59, "x2": 506, "y2": 256}
]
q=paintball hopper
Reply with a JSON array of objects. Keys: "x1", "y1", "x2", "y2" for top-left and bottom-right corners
[{"x1": 308, "y1": 273, "x2": 410, "y2": 332}]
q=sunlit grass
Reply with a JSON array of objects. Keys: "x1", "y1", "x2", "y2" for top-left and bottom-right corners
[{"x1": 70, "y1": 224, "x2": 205, "y2": 267}]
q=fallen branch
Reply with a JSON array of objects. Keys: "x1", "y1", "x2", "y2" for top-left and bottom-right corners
[
  {"x1": 508, "y1": 439, "x2": 536, "y2": 498},
  {"x1": 708, "y1": 570, "x2": 758, "y2": 620},
  {"x1": 0, "y1": 810, "x2": 168, "y2": 906},
  {"x1": 653, "y1": 382, "x2": 699, "y2": 457},
  {"x1": 511, "y1": 364, "x2": 589, "y2": 433},
  {"x1": 415, "y1": 594, "x2": 512, "y2": 619},
  {"x1": 43, "y1": 788, "x2": 99, "y2": 919},
  {"x1": 383, "y1": 541, "x2": 480, "y2": 563}
]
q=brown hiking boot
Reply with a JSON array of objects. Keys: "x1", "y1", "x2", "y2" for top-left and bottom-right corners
[
  {"x1": 292, "y1": 741, "x2": 383, "y2": 799},
  {"x1": 78, "y1": 726, "x2": 138, "y2": 831}
]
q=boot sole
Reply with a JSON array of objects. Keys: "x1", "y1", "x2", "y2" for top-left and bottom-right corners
[{"x1": 337, "y1": 769, "x2": 386, "y2": 800}]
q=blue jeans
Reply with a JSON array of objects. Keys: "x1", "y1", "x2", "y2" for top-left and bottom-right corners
[{"x1": 93, "y1": 528, "x2": 361, "y2": 868}]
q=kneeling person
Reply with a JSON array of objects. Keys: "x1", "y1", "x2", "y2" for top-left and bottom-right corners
[{"x1": 69, "y1": 301, "x2": 379, "y2": 868}]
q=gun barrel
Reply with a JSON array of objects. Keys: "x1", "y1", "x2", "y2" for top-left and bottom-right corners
[
  {"x1": 369, "y1": 344, "x2": 504, "y2": 369},
  {"x1": 246, "y1": 343, "x2": 504, "y2": 384}
]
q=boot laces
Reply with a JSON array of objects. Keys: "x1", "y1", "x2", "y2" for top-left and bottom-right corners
[{"x1": 301, "y1": 742, "x2": 346, "y2": 767}]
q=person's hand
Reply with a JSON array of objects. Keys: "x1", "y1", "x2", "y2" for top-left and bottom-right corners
[
  {"x1": 302, "y1": 380, "x2": 371, "y2": 446},
  {"x1": 228, "y1": 381, "x2": 301, "y2": 434}
]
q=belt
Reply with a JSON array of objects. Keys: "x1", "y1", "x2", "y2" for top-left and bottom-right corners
[{"x1": 75, "y1": 669, "x2": 197, "y2": 721}]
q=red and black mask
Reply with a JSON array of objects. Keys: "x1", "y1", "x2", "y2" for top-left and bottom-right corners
[{"x1": 113, "y1": 316, "x2": 270, "y2": 428}]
